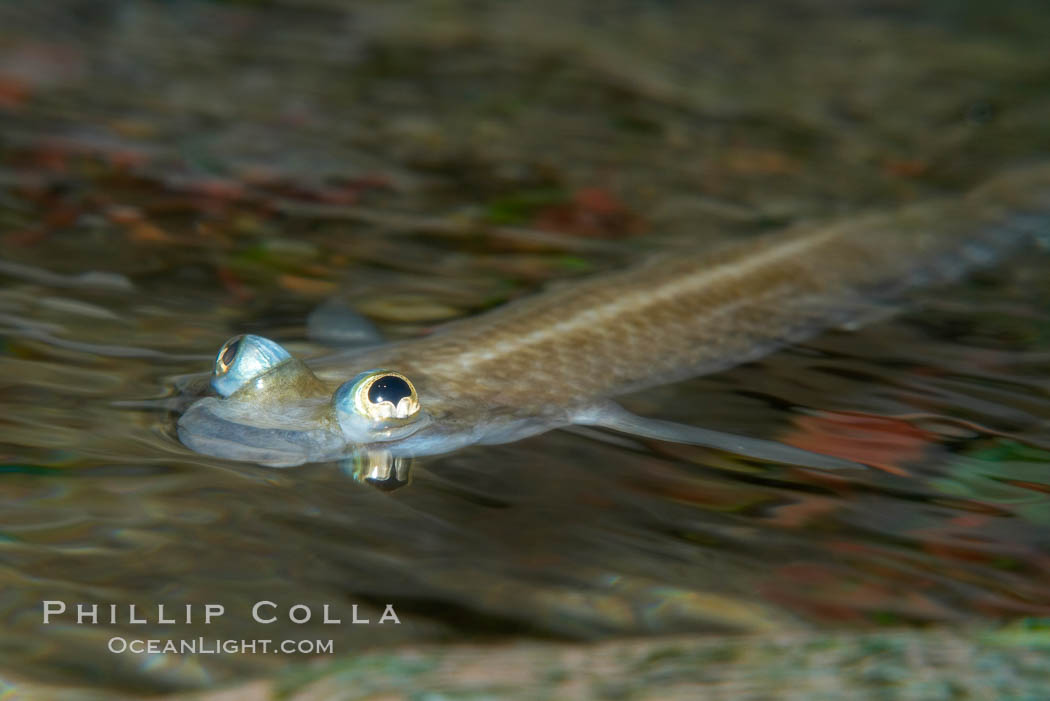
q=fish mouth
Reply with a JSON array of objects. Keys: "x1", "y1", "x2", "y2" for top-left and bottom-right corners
[{"x1": 177, "y1": 398, "x2": 346, "y2": 467}]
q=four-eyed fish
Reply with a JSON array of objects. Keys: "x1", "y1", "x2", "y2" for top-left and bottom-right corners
[{"x1": 178, "y1": 164, "x2": 1050, "y2": 484}]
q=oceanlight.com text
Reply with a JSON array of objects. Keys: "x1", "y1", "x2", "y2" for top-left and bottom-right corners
[{"x1": 108, "y1": 637, "x2": 335, "y2": 655}]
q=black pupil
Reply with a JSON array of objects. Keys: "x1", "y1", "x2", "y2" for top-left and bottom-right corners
[
  {"x1": 220, "y1": 340, "x2": 240, "y2": 367},
  {"x1": 368, "y1": 375, "x2": 412, "y2": 406}
]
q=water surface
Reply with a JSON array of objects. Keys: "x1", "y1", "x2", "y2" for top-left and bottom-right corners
[{"x1": 1, "y1": 0, "x2": 1050, "y2": 695}]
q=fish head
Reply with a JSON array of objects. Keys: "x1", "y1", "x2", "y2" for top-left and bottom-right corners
[{"x1": 177, "y1": 335, "x2": 432, "y2": 466}]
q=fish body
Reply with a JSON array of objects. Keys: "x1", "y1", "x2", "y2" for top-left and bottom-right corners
[{"x1": 178, "y1": 164, "x2": 1050, "y2": 467}]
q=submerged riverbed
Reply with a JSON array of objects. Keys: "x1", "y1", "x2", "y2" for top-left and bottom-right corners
[{"x1": 2, "y1": 1, "x2": 1050, "y2": 697}]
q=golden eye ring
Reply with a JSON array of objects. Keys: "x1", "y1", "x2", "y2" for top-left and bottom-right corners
[
  {"x1": 216, "y1": 337, "x2": 241, "y2": 374},
  {"x1": 350, "y1": 371, "x2": 420, "y2": 421}
]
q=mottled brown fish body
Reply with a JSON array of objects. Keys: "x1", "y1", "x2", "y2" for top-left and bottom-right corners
[{"x1": 321, "y1": 165, "x2": 1050, "y2": 423}]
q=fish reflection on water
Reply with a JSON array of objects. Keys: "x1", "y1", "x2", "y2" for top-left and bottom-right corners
[{"x1": 177, "y1": 163, "x2": 1050, "y2": 485}]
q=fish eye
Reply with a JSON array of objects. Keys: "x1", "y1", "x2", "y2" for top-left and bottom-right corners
[
  {"x1": 211, "y1": 334, "x2": 292, "y2": 397},
  {"x1": 216, "y1": 337, "x2": 241, "y2": 374},
  {"x1": 334, "y1": 370, "x2": 420, "y2": 423},
  {"x1": 368, "y1": 374, "x2": 413, "y2": 407}
]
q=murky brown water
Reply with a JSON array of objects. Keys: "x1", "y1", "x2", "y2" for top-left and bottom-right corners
[{"x1": 2, "y1": 0, "x2": 1050, "y2": 696}]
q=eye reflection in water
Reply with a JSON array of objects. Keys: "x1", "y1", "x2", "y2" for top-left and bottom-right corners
[{"x1": 343, "y1": 449, "x2": 415, "y2": 491}]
